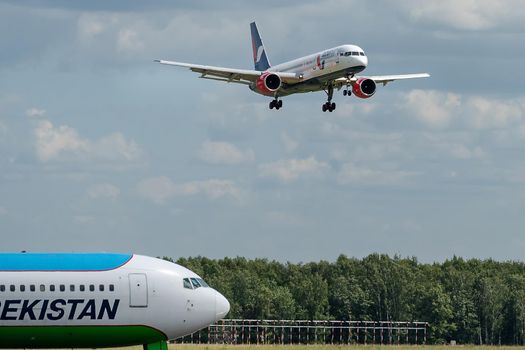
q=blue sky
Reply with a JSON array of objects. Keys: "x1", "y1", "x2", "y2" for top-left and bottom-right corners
[{"x1": 1, "y1": 0, "x2": 525, "y2": 262}]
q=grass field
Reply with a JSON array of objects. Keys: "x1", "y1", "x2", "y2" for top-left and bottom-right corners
[{"x1": 94, "y1": 345, "x2": 525, "y2": 350}]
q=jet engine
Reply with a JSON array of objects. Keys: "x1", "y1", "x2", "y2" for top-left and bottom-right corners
[
  {"x1": 255, "y1": 72, "x2": 281, "y2": 96},
  {"x1": 352, "y1": 78, "x2": 376, "y2": 99}
]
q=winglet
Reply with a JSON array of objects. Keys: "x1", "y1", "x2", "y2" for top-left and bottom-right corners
[{"x1": 250, "y1": 22, "x2": 271, "y2": 71}]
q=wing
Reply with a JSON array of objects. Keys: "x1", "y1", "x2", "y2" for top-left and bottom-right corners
[
  {"x1": 367, "y1": 73, "x2": 430, "y2": 86},
  {"x1": 155, "y1": 60, "x2": 302, "y2": 85},
  {"x1": 334, "y1": 73, "x2": 430, "y2": 89}
]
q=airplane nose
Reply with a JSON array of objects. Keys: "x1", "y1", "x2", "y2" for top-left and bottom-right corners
[{"x1": 215, "y1": 291, "x2": 230, "y2": 321}]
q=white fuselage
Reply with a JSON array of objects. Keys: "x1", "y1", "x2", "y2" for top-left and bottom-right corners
[
  {"x1": 265, "y1": 44, "x2": 368, "y2": 95},
  {"x1": 0, "y1": 254, "x2": 230, "y2": 348}
]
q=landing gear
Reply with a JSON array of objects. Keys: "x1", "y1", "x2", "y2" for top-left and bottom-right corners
[
  {"x1": 269, "y1": 98, "x2": 283, "y2": 110},
  {"x1": 343, "y1": 74, "x2": 353, "y2": 97},
  {"x1": 322, "y1": 102, "x2": 336, "y2": 112},
  {"x1": 322, "y1": 84, "x2": 336, "y2": 112}
]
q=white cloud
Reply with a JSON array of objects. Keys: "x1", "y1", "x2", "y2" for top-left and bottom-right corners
[
  {"x1": 281, "y1": 132, "x2": 299, "y2": 153},
  {"x1": 77, "y1": 14, "x2": 109, "y2": 39},
  {"x1": 26, "y1": 108, "x2": 46, "y2": 118},
  {"x1": 87, "y1": 183, "x2": 120, "y2": 200},
  {"x1": 137, "y1": 176, "x2": 241, "y2": 204},
  {"x1": 198, "y1": 141, "x2": 254, "y2": 165},
  {"x1": 117, "y1": 28, "x2": 144, "y2": 52},
  {"x1": 402, "y1": 90, "x2": 525, "y2": 131},
  {"x1": 35, "y1": 120, "x2": 142, "y2": 162},
  {"x1": 35, "y1": 120, "x2": 88, "y2": 161},
  {"x1": 446, "y1": 144, "x2": 485, "y2": 160},
  {"x1": 402, "y1": 89, "x2": 461, "y2": 128},
  {"x1": 466, "y1": 97, "x2": 523, "y2": 129},
  {"x1": 259, "y1": 156, "x2": 328, "y2": 182},
  {"x1": 338, "y1": 163, "x2": 417, "y2": 186},
  {"x1": 400, "y1": 0, "x2": 523, "y2": 31}
]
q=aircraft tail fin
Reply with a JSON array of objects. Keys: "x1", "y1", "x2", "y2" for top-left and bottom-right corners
[{"x1": 250, "y1": 22, "x2": 271, "y2": 71}]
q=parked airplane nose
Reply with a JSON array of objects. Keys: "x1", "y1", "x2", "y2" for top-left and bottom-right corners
[{"x1": 215, "y1": 291, "x2": 230, "y2": 321}]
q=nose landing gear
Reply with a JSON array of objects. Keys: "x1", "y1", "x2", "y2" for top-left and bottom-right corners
[{"x1": 343, "y1": 74, "x2": 353, "y2": 97}]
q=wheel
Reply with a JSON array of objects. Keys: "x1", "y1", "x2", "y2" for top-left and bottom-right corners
[
  {"x1": 278, "y1": 100, "x2": 283, "y2": 108},
  {"x1": 331, "y1": 102, "x2": 336, "y2": 110},
  {"x1": 343, "y1": 90, "x2": 347, "y2": 96},
  {"x1": 275, "y1": 105, "x2": 280, "y2": 110},
  {"x1": 269, "y1": 101, "x2": 274, "y2": 109},
  {"x1": 322, "y1": 104, "x2": 327, "y2": 112},
  {"x1": 347, "y1": 90, "x2": 352, "y2": 96}
]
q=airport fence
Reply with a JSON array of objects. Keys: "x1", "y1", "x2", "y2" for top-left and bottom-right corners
[{"x1": 175, "y1": 319, "x2": 429, "y2": 345}]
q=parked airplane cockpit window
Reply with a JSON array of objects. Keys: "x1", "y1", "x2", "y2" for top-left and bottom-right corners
[
  {"x1": 190, "y1": 278, "x2": 201, "y2": 289},
  {"x1": 183, "y1": 278, "x2": 192, "y2": 289},
  {"x1": 359, "y1": 52, "x2": 365, "y2": 56},
  {"x1": 344, "y1": 52, "x2": 351, "y2": 56},
  {"x1": 352, "y1": 52, "x2": 359, "y2": 56},
  {"x1": 197, "y1": 278, "x2": 209, "y2": 287}
]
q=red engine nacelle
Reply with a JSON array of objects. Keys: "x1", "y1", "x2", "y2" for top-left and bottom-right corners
[
  {"x1": 352, "y1": 78, "x2": 377, "y2": 99},
  {"x1": 255, "y1": 72, "x2": 281, "y2": 96}
]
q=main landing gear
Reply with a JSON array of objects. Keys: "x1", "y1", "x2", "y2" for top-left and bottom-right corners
[
  {"x1": 322, "y1": 84, "x2": 336, "y2": 112},
  {"x1": 269, "y1": 98, "x2": 283, "y2": 110},
  {"x1": 322, "y1": 101, "x2": 336, "y2": 112}
]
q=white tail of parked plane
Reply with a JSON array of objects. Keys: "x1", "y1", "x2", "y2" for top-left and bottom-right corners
[{"x1": 156, "y1": 22, "x2": 429, "y2": 112}]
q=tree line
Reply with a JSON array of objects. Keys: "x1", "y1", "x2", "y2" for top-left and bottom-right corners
[{"x1": 165, "y1": 254, "x2": 525, "y2": 345}]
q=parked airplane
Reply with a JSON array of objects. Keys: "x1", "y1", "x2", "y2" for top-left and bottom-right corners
[
  {"x1": 156, "y1": 22, "x2": 429, "y2": 112},
  {"x1": 0, "y1": 252, "x2": 230, "y2": 349}
]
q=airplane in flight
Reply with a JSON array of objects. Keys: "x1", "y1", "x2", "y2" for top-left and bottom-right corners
[
  {"x1": 156, "y1": 22, "x2": 429, "y2": 112},
  {"x1": 0, "y1": 252, "x2": 230, "y2": 349}
]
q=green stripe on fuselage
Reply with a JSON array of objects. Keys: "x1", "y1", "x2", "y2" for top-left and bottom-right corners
[{"x1": 0, "y1": 325, "x2": 166, "y2": 348}]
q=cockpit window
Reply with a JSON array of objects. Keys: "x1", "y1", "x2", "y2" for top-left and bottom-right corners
[
  {"x1": 344, "y1": 52, "x2": 351, "y2": 56},
  {"x1": 197, "y1": 278, "x2": 209, "y2": 287},
  {"x1": 359, "y1": 52, "x2": 365, "y2": 56},
  {"x1": 190, "y1": 278, "x2": 201, "y2": 289},
  {"x1": 183, "y1": 278, "x2": 192, "y2": 289},
  {"x1": 352, "y1": 52, "x2": 359, "y2": 56}
]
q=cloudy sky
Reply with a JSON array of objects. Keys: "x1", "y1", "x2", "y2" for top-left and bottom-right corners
[{"x1": 1, "y1": 0, "x2": 525, "y2": 262}]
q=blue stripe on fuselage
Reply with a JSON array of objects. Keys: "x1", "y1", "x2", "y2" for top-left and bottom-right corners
[{"x1": 0, "y1": 253, "x2": 132, "y2": 271}]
